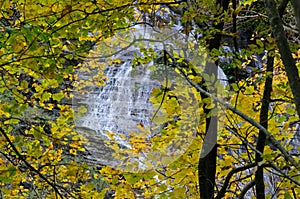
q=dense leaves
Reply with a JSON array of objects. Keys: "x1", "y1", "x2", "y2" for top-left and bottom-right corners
[{"x1": 0, "y1": 0, "x2": 299, "y2": 198}]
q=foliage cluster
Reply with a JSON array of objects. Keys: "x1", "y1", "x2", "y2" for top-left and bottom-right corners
[{"x1": 0, "y1": 0, "x2": 299, "y2": 199}]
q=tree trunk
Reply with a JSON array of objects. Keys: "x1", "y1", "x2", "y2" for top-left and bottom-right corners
[
  {"x1": 264, "y1": 0, "x2": 300, "y2": 118},
  {"x1": 198, "y1": 62, "x2": 218, "y2": 199},
  {"x1": 197, "y1": 0, "x2": 229, "y2": 198},
  {"x1": 255, "y1": 54, "x2": 274, "y2": 199},
  {"x1": 291, "y1": 0, "x2": 300, "y2": 35}
]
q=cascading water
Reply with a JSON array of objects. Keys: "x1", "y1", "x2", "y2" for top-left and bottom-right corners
[
  {"x1": 77, "y1": 61, "x2": 160, "y2": 147},
  {"x1": 73, "y1": 25, "x2": 228, "y2": 171}
]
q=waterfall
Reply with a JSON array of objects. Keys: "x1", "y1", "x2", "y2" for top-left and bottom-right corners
[
  {"x1": 73, "y1": 25, "x2": 229, "y2": 171},
  {"x1": 77, "y1": 61, "x2": 160, "y2": 147}
]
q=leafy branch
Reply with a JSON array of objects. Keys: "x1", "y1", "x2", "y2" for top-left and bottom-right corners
[
  {"x1": 0, "y1": 127, "x2": 66, "y2": 198},
  {"x1": 174, "y1": 61, "x2": 299, "y2": 169}
]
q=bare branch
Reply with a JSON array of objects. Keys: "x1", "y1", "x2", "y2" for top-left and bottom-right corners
[
  {"x1": 237, "y1": 180, "x2": 255, "y2": 199},
  {"x1": 215, "y1": 163, "x2": 256, "y2": 199},
  {"x1": 175, "y1": 62, "x2": 299, "y2": 169}
]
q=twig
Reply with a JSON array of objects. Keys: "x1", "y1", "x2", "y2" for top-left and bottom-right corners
[
  {"x1": 175, "y1": 62, "x2": 299, "y2": 169},
  {"x1": 0, "y1": 127, "x2": 64, "y2": 198},
  {"x1": 237, "y1": 180, "x2": 255, "y2": 199}
]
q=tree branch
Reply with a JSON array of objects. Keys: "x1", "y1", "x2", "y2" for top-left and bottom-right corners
[
  {"x1": 175, "y1": 62, "x2": 299, "y2": 169},
  {"x1": 0, "y1": 127, "x2": 64, "y2": 198},
  {"x1": 230, "y1": 127, "x2": 300, "y2": 186},
  {"x1": 215, "y1": 163, "x2": 256, "y2": 199},
  {"x1": 237, "y1": 180, "x2": 255, "y2": 199},
  {"x1": 264, "y1": 0, "x2": 300, "y2": 118}
]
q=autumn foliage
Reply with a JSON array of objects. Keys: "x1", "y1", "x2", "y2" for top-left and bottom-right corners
[{"x1": 0, "y1": 0, "x2": 299, "y2": 199}]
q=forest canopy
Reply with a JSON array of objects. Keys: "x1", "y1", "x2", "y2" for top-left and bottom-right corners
[{"x1": 0, "y1": 0, "x2": 299, "y2": 198}]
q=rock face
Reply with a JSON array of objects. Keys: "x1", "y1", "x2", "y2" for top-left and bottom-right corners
[{"x1": 75, "y1": 126, "x2": 118, "y2": 166}]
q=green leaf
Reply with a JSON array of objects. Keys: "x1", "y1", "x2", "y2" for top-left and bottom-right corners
[
  {"x1": 232, "y1": 83, "x2": 239, "y2": 91},
  {"x1": 284, "y1": 192, "x2": 292, "y2": 199},
  {"x1": 256, "y1": 39, "x2": 264, "y2": 48},
  {"x1": 42, "y1": 92, "x2": 52, "y2": 101},
  {"x1": 8, "y1": 166, "x2": 17, "y2": 177},
  {"x1": 52, "y1": 93, "x2": 64, "y2": 101},
  {"x1": 76, "y1": 105, "x2": 88, "y2": 117},
  {"x1": 78, "y1": 105, "x2": 87, "y2": 114},
  {"x1": 124, "y1": 174, "x2": 142, "y2": 184}
]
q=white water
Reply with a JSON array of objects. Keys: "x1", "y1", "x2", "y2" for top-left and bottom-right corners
[
  {"x1": 77, "y1": 61, "x2": 161, "y2": 147},
  {"x1": 74, "y1": 25, "x2": 229, "y2": 172},
  {"x1": 75, "y1": 25, "x2": 195, "y2": 149}
]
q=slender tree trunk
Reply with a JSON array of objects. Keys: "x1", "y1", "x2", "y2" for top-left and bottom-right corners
[
  {"x1": 198, "y1": 144, "x2": 218, "y2": 199},
  {"x1": 197, "y1": 0, "x2": 229, "y2": 198},
  {"x1": 278, "y1": 0, "x2": 289, "y2": 17},
  {"x1": 257, "y1": 1, "x2": 300, "y2": 197},
  {"x1": 198, "y1": 96, "x2": 217, "y2": 198},
  {"x1": 291, "y1": 0, "x2": 300, "y2": 35},
  {"x1": 198, "y1": 62, "x2": 218, "y2": 199},
  {"x1": 264, "y1": 0, "x2": 300, "y2": 117},
  {"x1": 255, "y1": 54, "x2": 274, "y2": 199}
]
